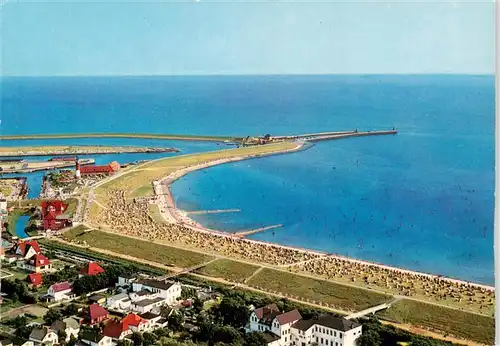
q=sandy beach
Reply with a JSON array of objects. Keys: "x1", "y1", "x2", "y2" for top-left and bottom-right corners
[{"x1": 85, "y1": 141, "x2": 494, "y2": 316}]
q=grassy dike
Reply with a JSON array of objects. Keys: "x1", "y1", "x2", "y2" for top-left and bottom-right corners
[{"x1": 60, "y1": 228, "x2": 494, "y2": 345}]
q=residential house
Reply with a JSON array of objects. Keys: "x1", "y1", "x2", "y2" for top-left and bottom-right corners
[
  {"x1": 103, "y1": 319, "x2": 132, "y2": 341},
  {"x1": 26, "y1": 272, "x2": 43, "y2": 288},
  {"x1": 50, "y1": 317, "x2": 80, "y2": 342},
  {"x1": 0, "y1": 338, "x2": 13, "y2": 346},
  {"x1": 138, "y1": 312, "x2": 164, "y2": 328},
  {"x1": 17, "y1": 253, "x2": 52, "y2": 273},
  {"x1": 106, "y1": 293, "x2": 131, "y2": 310},
  {"x1": 103, "y1": 313, "x2": 149, "y2": 341},
  {"x1": 84, "y1": 304, "x2": 109, "y2": 325},
  {"x1": 132, "y1": 278, "x2": 182, "y2": 305},
  {"x1": 14, "y1": 240, "x2": 40, "y2": 259},
  {"x1": 88, "y1": 295, "x2": 106, "y2": 305},
  {"x1": 116, "y1": 273, "x2": 136, "y2": 288},
  {"x1": 29, "y1": 326, "x2": 58, "y2": 346},
  {"x1": 290, "y1": 315, "x2": 362, "y2": 346},
  {"x1": 129, "y1": 289, "x2": 154, "y2": 303},
  {"x1": 47, "y1": 281, "x2": 73, "y2": 302},
  {"x1": 80, "y1": 331, "x2": 112, "y2": 346},
  {"x1": 79, "y1": 262, "x2": 105, "y2": 277},
  {"x1": 19, "y1": 342, "x2": 34, "y2": 346},
  {"x1": 41, "y1": 200, "x2": 72, "y2": 231},
  {"x1": 131, "y1": 297, "x2": 166, "y2": 314}
]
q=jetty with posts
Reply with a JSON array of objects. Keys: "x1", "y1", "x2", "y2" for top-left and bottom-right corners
[{"x1": 232, "y1": 224, "x2": 283, "y2": 238}]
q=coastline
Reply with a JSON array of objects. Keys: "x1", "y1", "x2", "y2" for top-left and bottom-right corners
[{"x1": 153, "y1": 143, "x2": 494, "y2": 292}]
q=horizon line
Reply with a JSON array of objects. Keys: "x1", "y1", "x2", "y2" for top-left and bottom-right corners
[{"x1": 1, "y1": 72, "x2": 494, "y2": 78}]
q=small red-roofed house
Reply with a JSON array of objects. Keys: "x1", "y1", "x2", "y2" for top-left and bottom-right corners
[
  {"x1": 122, "y1": 313, "x2": 148, "y2": 332},
  {"x1": 41, "y1": 200, "x2": 72, "y2": 231},
  {"x1": 84, "y1": 304, "x2": 109, "y2": 325},
  {"x1": 79, "y1": 262, "x2": 105, "y2": 277},
  {"x1": 103, "y1": 313, "x2": 149, "y2": 341},
  {"x1": 17, "y1": 253, "x2": 52, "y2": 273},
  {"x1": 14, "y1": 240, "x2": 41, "y2": 259},
  {"x1": 27, "y1": 272, "x2": 43, "y2": 288},
  {"x1": 103, "y1": 319, "x2": 130, "y2": 341}
]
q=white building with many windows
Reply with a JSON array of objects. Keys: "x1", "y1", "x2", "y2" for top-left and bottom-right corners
[
  {"x1": 131, "y1": 278, "x2": 182, "y2": 305},
  {"x1": 247, "y1": 304, "x2": 362, "y2": 346}
]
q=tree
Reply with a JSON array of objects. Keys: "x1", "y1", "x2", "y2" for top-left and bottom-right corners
[
  {"x1": 192, "y1": 297, "x2": 203, "y2": 314},
  {"x1": 216, "y1": 296, "x2": 250, "y2": 328},
  {"x1": 131, "y1": 332, "x2": 143, "y2": 346},
  {"x1": 180, "y1": 287, "x2": 197, "y2": 300},
  {"x1": 357, "y1": 329, "x2": 381, "y2": 346},
  {"x1": 244, "y1": 332, "x2": 267, "y2": 346},
  {"x1": 58, "y1": 330, "x2": 68, "y2": 345},
  {"x1": 142, "y1": 332, "x2": 156, "y2": 346},
  {"x1": 168, "y1": 311, "x2": 184, "y2": 331},
  {"x1": 63, "y1": 303, "x2": 79, "y2": 316},
  {"x1": 44, "y1": 308, "x2": 63, "y2": 325},
  {"x1": 116, "y1": 340, "x2": 132, "y2": 346}
]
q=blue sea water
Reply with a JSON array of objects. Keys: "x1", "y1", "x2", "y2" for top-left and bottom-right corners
[{"x1": 0, "y1": 75, "x2": 494, "y2": 284}]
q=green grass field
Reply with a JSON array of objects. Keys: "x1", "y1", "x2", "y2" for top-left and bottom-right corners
[
  {"x1": 64, "y1": 230, "x2": 213, "y2": 268},
  {"x1": 247, "y1": 268, "x2": 391, "y2": 312},
  {"x1": 195, "y1": 259, "x2": 261, "y2": 283},
  {"x1": 96, "y1": 142, "x2": 298, "y2": 200},
  {"x1": 377, "y1": 299, "x2": 494, "y2": 345},
  {"x1": 63, "y1": 224, "x2": 89, "y2": 239}
]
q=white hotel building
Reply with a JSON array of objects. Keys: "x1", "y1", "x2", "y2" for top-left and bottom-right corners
[{"x1": 247, "y1": 304, "x2": 362, "y2": 346}]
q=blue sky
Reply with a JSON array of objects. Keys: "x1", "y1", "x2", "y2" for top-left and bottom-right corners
[{"x1": 1, "y1": 1, "x2": 495, "y2": 76}]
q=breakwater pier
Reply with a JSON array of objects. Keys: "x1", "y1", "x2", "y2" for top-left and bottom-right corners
[{"x1": 0, "y1": 145, "x2": 180, "y2": 157}]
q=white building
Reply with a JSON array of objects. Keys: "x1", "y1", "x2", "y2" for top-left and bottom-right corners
[
  {"x1": 106, "y1": 293, "x2": 132, "y2": 310},
  {"x1": 247, "y1": 304, "x2": 302, "y2": 346},
  {"x1": 131, "y1": 278, "x2": 182, "y2": 305},
  {"x1": 50, "y1": 317, "x2": 80, "y2": 342},
  {"x1": 29, "y1": 326, "x2": 58, "y2": 346},
  {"x1": 290, "y1": 315, "x2": 362, "y2": 346},
  {"x1": 47, "y1": 282, "x2": 73, "y2": 302},
  {"x1": 247, "y1": 304, "x2": 362, "y2": 346},
  {"x1": 131, "y1": 297, "x2": 166, "y2": 314},
  {"x1": 116, "y1": 273, "x2": 137, "y2": 288},
  {"x1": 80, "y1": 332, "x2": 113, "y2": 346}
]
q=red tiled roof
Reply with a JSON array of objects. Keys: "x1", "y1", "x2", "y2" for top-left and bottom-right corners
[
  {"x1": 50, "y1": 281, "x2": 72, "y2": 293},
  {"x1": 16, "y1": 240, "x2": 41, "y2": 256},
  {"x1": 276, "y1": 310, "x2": 302, "y2": 325},
  {"x1": 103, "y1": 319, "x2": 127, "y2": 339},
  {"x1": 254, "y1": 304, "x2": 280, "y2": 319},
  {"x1": 28, "y1": 253, "x2": 51, "y2": 267},
  {"x1": 102, "y1": 313, "x2": 145, "y2": 339},
  {"x1": 89, "y1": 304, "x2": 109, "y2": 320},
  {"x1": 122, "y1": 313, "x2": 146, "y2": 327},
  {"x1": 80, "y1": 162, "x2": 120, "y2": 174},
  {"x1": 80, "y1": 262, "x2": 105, "y2": 276},
  {"x1": 27, "y1": 273, "x2": 43, "y2": 286}
]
